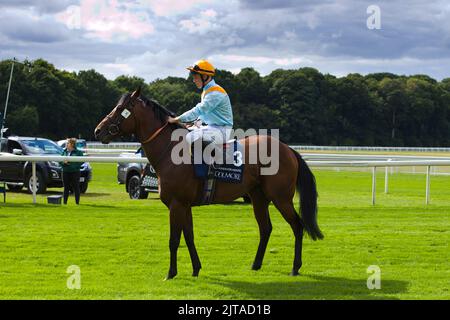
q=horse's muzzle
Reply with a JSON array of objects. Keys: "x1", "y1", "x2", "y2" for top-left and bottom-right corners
[
  {"x1": 94, "y1": 128, "x2": 101, "y2": 139},
  {"x1": 94, "y1": 127, "x2": 111, "y2": 144}
]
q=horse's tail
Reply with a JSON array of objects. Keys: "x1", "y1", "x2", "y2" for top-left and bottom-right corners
[{"x1": 290, "y1": 148, "x2": 323, "y2": 241}]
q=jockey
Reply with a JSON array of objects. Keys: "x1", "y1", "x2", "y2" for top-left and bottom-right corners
[{"x1": 167, "y1": 60, "x2": 233, "y2": 147}]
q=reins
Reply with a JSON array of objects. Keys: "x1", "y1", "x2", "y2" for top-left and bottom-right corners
[
  {"x1": 141, "y1": 121, "x2": 169, "y2": 144},
  {"x1": 140, "y1": 121, "x2": 175, "y2": 169}
]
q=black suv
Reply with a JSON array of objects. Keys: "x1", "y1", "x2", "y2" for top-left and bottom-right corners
[
  {"x1": 117, "y1": 148, "x2": 158, "y2": 199},
  {"x1": 0, "y1": 136, "x2": 92, "y2": 193}
]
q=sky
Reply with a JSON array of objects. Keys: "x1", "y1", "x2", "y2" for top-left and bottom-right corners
[{"x1": 0, "y1": 0, "x2": 449, "y2": 82}]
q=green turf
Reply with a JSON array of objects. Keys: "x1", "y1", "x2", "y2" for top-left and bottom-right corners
[{"x1": 0, "y1": 163, "x2": 448, "y2": 300}]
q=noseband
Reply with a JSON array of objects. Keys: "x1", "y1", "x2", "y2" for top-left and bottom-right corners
[{"x1": 108, "y1": 96, "x2": 169, "y2": 144}]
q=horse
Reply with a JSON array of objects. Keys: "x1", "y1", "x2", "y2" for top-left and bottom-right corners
[{"x1": 94, "y1": 88, "x2": 323, "y2": 280}]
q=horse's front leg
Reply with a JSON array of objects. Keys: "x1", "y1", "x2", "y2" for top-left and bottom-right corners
[
  {"x1": 165, "y1": 200, "x2": 186, "y2": 280},
  {"x1": 184, "y1": 207, "x2": 202, "y2": 276}
]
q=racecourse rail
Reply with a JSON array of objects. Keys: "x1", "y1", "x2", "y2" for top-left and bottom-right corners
[
  {"x1": 1, "y1": 154, "x2": 450, "y2": 205},
  {"x1": 86, "y1": 142, "x2": 450, "y2": 152}
]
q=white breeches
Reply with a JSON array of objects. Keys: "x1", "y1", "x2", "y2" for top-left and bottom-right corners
[{"x1": 186, "y1": 125, "x2": 232, "y2": 145}]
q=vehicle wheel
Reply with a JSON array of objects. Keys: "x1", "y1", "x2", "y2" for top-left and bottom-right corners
[
  {"x1": 243, "y1": 195, "x2": 251, "y2": 203},
  {"x1": 25, "y1": 171, "x2": 47, "y2": 194},
  {"x1": 80, "y1": 182, "x2": 88, "y2": 194},
  {"x1": 127, "y1": 175, "x2": 142, "y2": 199},
  {"x1": 7, "y1": 184, "x2": 23, "y2": 192}
]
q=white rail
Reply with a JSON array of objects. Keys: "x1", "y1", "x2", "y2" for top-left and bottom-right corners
[
  {"x1": 86, "y1": 142, "x2": 140, "y2": 149},
  {"x1": 87, "y1": 142, "x2": 450, "y2": 153},
  {"x1": 292, "y1": 145, "x2": 450, "y2": 152},
  {"x1": 83, "y1": 149, "x2": 138, "y2": 154},
  {"x1": 0, "y1": 155, "x2": 150, "y2": 163},
  {"x1": 308, "y1": 160, "x2": 450, "y2": 167},
  {"x1": 1, "y1": 155, "x2": 448, "y2": 205},
  {"x1": 301, "y1": 153, "x2": 450, "y2": 161}
]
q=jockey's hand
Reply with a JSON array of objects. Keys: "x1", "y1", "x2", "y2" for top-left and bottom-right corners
[{"x1": 168, "y1": 116, "x2": 180, "y2": 124}]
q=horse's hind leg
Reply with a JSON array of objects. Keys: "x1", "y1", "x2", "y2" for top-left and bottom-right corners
[
  {"x1": 249, "y1": 188, "x2": 272, "y2": 271},
  {"x1": 272, "y1": 199, "x2": 304, "y2": 276},
  {"x1": 183, "y1": 207, "x2": 202, "y2": 276}
]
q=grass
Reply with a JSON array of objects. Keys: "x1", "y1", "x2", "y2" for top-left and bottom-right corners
[{"x1": 0, "y1": 163, "x2": 448, "y2": 300}]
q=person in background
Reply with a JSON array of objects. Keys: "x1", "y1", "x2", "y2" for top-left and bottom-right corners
[{"x1": 60, "y1": 138, "x2": 83, "y2": 205}]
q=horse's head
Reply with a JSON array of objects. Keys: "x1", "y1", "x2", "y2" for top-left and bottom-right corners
[
  {"x1": 94, "y1": 88, "x2": 142, "y2": 144},
  {"x1": 95, "y1": 87, "x2": 180, "y2": 144}
]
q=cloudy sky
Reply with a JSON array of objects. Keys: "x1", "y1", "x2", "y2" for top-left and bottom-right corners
[{"x1": 0, "y1": 0, "x2": 449, "y2": 81}]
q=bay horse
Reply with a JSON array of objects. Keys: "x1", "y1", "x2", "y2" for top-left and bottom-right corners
[{"x1": 94, "y1": 88, "x2": 323, "y2": 280}]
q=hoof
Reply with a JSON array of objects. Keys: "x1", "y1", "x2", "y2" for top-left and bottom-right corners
[
  {"x1": 164, "y1": 270, "x2": 177, "y2": 280},
  {"x1": 252, "y1": 263, "x2": 262, "y2": 271},
  {"x1": 192, "y1": 269, "x2": 201, "y2": 277},
  {"x1": 290, "y1": 270, "x2": 300, "y2": 276}
]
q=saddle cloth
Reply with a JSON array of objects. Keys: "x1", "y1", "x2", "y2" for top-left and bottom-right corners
[{"x1": 193, "y1": 139, "x2": 244, "y2": 205}]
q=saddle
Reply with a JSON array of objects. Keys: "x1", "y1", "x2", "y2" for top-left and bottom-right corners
[{"x1": 191, "y1": 139, "x2": 244, "y2": 205}]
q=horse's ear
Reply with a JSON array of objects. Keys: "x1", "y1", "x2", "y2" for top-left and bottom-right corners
[{"x1": 131, "y1": 86, "x2": 141, "y2": 99}]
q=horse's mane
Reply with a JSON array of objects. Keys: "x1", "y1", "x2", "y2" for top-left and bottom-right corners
[
  {"x1": 141, "y1": 95, "x2": 177, "y2": 122},
  {"x1": 119, "y1": 93, "x2": 179, "y2": 125}
]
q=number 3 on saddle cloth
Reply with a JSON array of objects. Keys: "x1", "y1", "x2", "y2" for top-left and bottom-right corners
[{"x1": 191, "y1": 139, "x2": 244, "y2": 205}]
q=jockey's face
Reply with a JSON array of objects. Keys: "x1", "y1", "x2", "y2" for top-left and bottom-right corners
[{"x1": 192, "y1": 73, "x2": 203, "y2": 89}]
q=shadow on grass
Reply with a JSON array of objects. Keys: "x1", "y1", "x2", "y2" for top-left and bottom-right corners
[
  {"x1": 4, "y1": 190, "x2": 62, "y2": 195},
  {"x1": 4, "y1": 190, "x2": 111, "y2": 198},
  {"x1": 0, "y1": 203, "x2": 52, "y2": 208},
  {"x1": 79, "y1": 193, "x2": 111, "y2": 198},
  {"x1": 145, "y1": 196, "x2": 250, "y2": 206},
  {"x1": 80, "y1": 203, "x2": 117, "y2": 209},
  {"x1": 204, "y1": 274, "x2": 408, "y2": 300},
  {"x1": 0, "y1": 202, "x2": 116, "y2": 209},
  {"x1": 43, "y1": 191, "x2": 112, "y2": 198}
]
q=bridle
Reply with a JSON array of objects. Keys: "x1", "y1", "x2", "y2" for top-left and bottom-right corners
[
  {"x1": 141, "y1": 122, "x2": 169, "y2": 144},
  {"x1": 107, "y1": 95, "x2": 137, "y2": 137},
  {"x1": 107, "y1": 95, "x2": 169, "y2": 144}
]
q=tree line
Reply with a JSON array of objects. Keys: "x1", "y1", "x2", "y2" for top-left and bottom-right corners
[{"x1": 1, "y1": 58, "x2": 449, "y2": 146}]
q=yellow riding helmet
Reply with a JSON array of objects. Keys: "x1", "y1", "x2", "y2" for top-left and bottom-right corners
[{"x1": 187, "y1": 59, "x2": 215, "y2": 76}]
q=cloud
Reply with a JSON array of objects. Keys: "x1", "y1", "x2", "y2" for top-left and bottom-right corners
[
  {"x1": 223, "y1": 0, "x2": 450, "y2": 62},
  {"x1": 0, "y1": 8, "x2": 71, "y2": 43},
  {"x1": 56, "y1": 0, "x2": 154, "y2": 41},
  {"x1": 0, "y1": 0, "x2": 79, "y2": 14},
  {"x1": 211, "y1": 54, "x2": 306, "y2": 68},
  {"x1": 99, "y1": 49, "x2": 202, "y2": 80},
  {"x1": 1, "y1": 0, "x2": 449, "y2": 81},
  {"x1": 138, "y1": 0, "x2": 212, "y2": 17},
  {"x1": 239, "y1": 0, "x2": 322, "y2": 10},
  {"x1": 179, "y1": 9, "x2": 219, "y2": 34}
]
